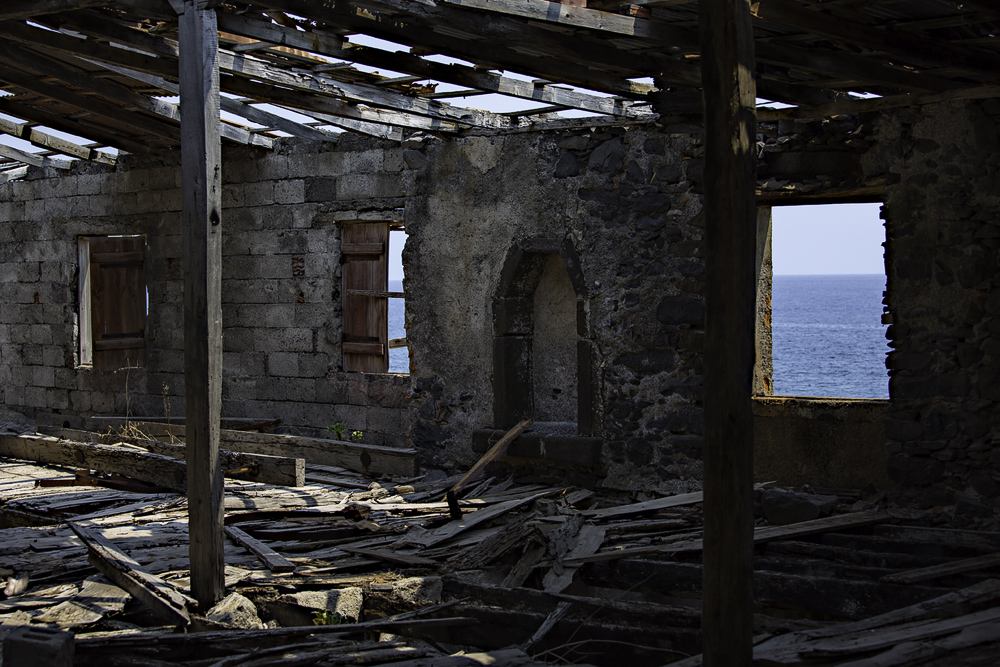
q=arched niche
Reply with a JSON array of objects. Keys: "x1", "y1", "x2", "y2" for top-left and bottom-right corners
[{"x1": 492, "y1": 236, "x2": 599, "y2": 437}]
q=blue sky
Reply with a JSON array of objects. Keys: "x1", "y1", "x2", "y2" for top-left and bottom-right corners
[{"x1": 771, "y1": 203, "x2": 884, "y2": 275}]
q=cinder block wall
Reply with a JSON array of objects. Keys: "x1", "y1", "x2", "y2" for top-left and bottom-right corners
[{"x1": 0, "y1": 135, "x2": 414, "y2": 447}]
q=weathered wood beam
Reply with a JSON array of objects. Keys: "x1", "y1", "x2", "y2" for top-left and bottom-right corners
[
  {"x1": 177, "y1": 0, "x2": 225, "y2": 611},
  {"x1": 0, "y1": 433, "x2": 188, "y2": 491},
  {"x1": 43, "y1": 426, "x2": 306, "y2": 487},
  {"x1": 276, "y1": 105, "x2": 406, "y2": 141},
  {"x1": 215, "y1": 11, "x2": 654, "y2": 117},
  {"x1": 0, "y1": 43, "x2": 273, "y2": 147},
  {"x1": 756, "y1": 84, "x2": 1000, "y2": 121},
  {"x1": 93, "y1": 61, "x2": 338, "y2": 143},
  {"x1": 437, "y1": 0, "x2": 695, "y2": 45},
  {"x1": 0, "y1": 0, "x2": 107, "y2": 21},
  {"x1": 221, "y1": 75, "x2": 455, "y2": 133},
  {"x1": 0, "y1": 143, "x2": 73, "y2": 170},
  {"x1": 68, "y1": 522, "x2": 192, "y2": 627},
  {"x1": 214, "y1": 47, "x2": 511, "y2": 128},
  {"x1": 0, "y1": 114, "x2": 116, "y2": 165},
  {"x1": 751, "y1": 0, "x2": 1000, "y2": 76},
  {"x1": 255, "y1": 0, "x2": 667, "y2": 95},
  {"x1": 0, "y1": 96, "x2": 158, "y2": 154},
  {"x1": 49, "y1": 12, "x2": 486, "y2": 131},
  {"x1": 698, "y1": 1, "x2": 757, "y2": 666},
  {"x1": 0, "y1": 166, "x2": 29, "y2": 183}
]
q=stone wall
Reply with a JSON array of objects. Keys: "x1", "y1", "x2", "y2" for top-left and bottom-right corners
[
  {"x1": 402, "y1": 126, "x2": 714, "y2": 493},
  {"x1": 879, "y1": 100, "x2": 1000, "y2": 526},
  {"x1": 753, "y1": 396, "x2": 891, "y2": 490},
  {"x1": 0, "y1": 135, "x2": 413, "y2": 447}
]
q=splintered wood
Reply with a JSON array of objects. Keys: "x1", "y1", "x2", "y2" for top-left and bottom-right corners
[{"x1": 3, "y1": 452, "x2": 1000, "y2": 666}]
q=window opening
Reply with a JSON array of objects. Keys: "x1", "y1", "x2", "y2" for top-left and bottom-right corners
[
  {"x1": 341, "y1": 222, "x2": 408, "y2": 374},
  {"x1": 388, "y1": 228, "x2": 408, "y2": 374},
  {"x1": 78, "y1": 235, "x2": 147, "y2": 369},
  {"x1": 769, "y1": 203, "x2": 888, "y2": 398}
]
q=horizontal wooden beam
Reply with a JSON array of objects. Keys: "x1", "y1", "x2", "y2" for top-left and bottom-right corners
[
  {"x1": 93, "y1": 60, "x2": 338, "y2": 143},
  {"x1": 44, "y1": 426, "x2": 306, "y2": 487},
  {"x1": 254, "y1": 0, "x2": 666, "y2": 96},
  {"x1": 752, "y1": 0, "x2": 1000, "y2": 76},
  {"x1": 0, "y1": 95, "x2": 159, "y2": 155},
  {"x1": 0, "y1": 433, "x2": 188, "y2": 492},
  {"x1": 0, "y1": 0, "x2": 107, "y2": 21},
  {"x1": 216, "y1": 11, "x2": 654, "y2": 117},
  {"x1": 756, "y1": 84, "x2": 1000, "y2": 121},
  {"x1": 0, "y1": 114, "x2": 116, "y2": 165},
  {"x1": 0, "y1": 166, "x2": 29, "y2": 183},
  {"x1": 0, "y1": 143, "x2": 73, "y2": 169},
  {"x1": 343, "y1": 341, "x2": 386, "y2": 355}
]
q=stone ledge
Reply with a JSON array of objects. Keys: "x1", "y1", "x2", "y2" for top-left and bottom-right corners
[{"x1": 472, "y1": 428, "x2": 602, "y2": 466}]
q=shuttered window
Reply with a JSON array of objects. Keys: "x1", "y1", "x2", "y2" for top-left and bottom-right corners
[
  {"x1": 78, "y1": 235, "x2": 147, "y2": 369},
  {"x1": 342, "y1": 222, "x2": 390, "y2": 373}
]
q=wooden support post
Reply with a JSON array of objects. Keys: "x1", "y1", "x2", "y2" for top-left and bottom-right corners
[
  {"x1": 697, "y1": 1, "x2": 758, "y2": 666},
  {"x1": 178, "y1": 0, "x2": 224, "y2": 610}
]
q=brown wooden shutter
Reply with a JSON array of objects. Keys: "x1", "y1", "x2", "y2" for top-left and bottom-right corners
[
  {"x1": 342, "y1": 222, "x2": 388, "y2": 373},
  {"x1": 89, "y1": 236, "x2": 146, "y2": 369}
]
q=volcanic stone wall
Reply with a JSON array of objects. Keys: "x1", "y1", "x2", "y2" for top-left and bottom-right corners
[
  {"x1": 402, "y1": 126, "x2": 730, "y2": 492},
  {"x1": 878, "y1": 99, "x2": 1000, "y2": 526}
]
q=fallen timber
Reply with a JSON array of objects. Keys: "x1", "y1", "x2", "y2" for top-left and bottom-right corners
[
  {"x1": 3, "y1": 456, "x2": 1000, "y2": 666},
  {"x1": 82, "y1": 418, "x2": 416, "y2": 477}
]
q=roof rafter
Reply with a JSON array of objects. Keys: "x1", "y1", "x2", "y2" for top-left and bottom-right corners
[
  {"x1": 215, "y1": 10, "x2": 654, "y2": 118},
  {"x1": 0, "y1": 114, "x2": 117, "y2": 165},
  {"x1": 0, "y1": 143, "x2": 73, "y2": 169}
]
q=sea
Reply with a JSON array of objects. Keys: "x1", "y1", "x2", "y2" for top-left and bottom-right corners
[
  {"x1": 772, "y1": 274, "x2": 889, "y2": 399},
  {"x1": 388, "y1": 275, "x2": 891, "y2": 398},
  {"x1": 388, "y1": 280, "x2": 407, "y2": 373}
]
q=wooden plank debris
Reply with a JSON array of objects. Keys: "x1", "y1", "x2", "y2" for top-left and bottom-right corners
[
  {"x1": 0, "y1": 433, "x2": 188, "y2": 492},
  {"x1": 89, "y1": 421, "x2": 416, "y2": 477},
  {"x1": 34, "y1": 576, "x2": 131, "y2": 628},
  {"x1": 223, "y1": 525, "x2": 296, "y2": 573},
  {"x1": 880, "y1": 551, "x2": 1000, "y2": 586},
  {"x1": 68, "y1": 522, "x2": 192, "y2": 627},
  {"x1": 44, "y1": 427, "x2": 305, "y2": 487},
  {"x1": 581, "y1": 491, "x2": 702, "y2": 519},
  {"x1": 446, "y1": 418, "x2": 532, "y2": 519}
]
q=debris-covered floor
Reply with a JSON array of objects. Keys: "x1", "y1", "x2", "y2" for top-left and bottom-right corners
[{"x1": 2, "y1": 421, "x2": 1000, "y2": 666}]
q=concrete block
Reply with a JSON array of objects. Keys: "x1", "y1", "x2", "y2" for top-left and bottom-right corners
[
  {"x1": 24, "y1": 386, "x2": 47, "y2": 408},
  {"x1": 274, "y1": 179, "x2": 306, "y2": 205},
  {"x1": 267, "y1": 352, "x2": 299, "y2": 377},
  {"x1": 315, "y1": 379, "x2": 348, "y2": 404},
  {"x1": 33, "y1": 366, "x2": 55, "y2": 388},
  {"x1": 22, "y1": 345, "x2": 43, "y2": 365},
  {"x1": 257, "y1": 154, "x2": 291, "y2": 181},
  {"x1": 274, "y1": 588, "x2": 364, "y2": 624},
  {"x1": 244, "y1": 181, "x2": 275, "y2": 207},
  {"x1": 16, "y1": 262, "x2": 40, "y2": 283},
  {"x1": 238, "y1": 304, "x2": 295, "y2": 329},
  {"x1": 305, "y1": 176, "x2": 337, "y2": 202},
  {"x1": 69, "y1": 390, "x2": 92, "y2": 414},
  {"x1": 336, "y1": 173, "x2": 404, "y2": 200},
  {"x1": 3, "y1": 626, "x2": 74, "y2": 667},
  {"x1": 207, "y1": 593, "x2": 264, "y2": 629},
  {"x1": 223, "y1": 183, "x2": 246, "y2": 208},
  {"x1": 29, "y1": 325, "x2": 53, "y2": 346},
  {"x1": 367, "y1": 406, "x2": 407, "y2": 436},
  {"x1": 47, "y1": 388, "x2": 70, "y2": 411}
]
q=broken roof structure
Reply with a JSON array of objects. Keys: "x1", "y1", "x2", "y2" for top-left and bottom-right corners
[{"x1": 2, "y1": 0, "x2": 1000, "y2": 665}]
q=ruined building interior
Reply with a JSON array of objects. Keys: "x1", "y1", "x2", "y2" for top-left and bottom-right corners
[{"x1": 1, "y1": 0, "x2": 1000, "y2": 665}]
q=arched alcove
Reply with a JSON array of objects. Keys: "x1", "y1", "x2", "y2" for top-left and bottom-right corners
[{"x1": 491, "y1": 237, "x2": 598, "y2": 437}]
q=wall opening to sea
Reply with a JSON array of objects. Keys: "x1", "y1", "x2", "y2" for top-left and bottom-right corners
[
  {"x1": 388, "y1": 228, "x2": 409, "y2": 374},
  {"x1": 769, "y1": 202, "x2": 890, "y2": 399}
]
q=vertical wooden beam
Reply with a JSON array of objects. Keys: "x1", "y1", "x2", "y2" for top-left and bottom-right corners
[
  {"x1": 698, "y1": 1, "x2": 757, "y2": 666},
  {"x1": 178, "y1": 0, "x2": 224, "y2": 610}
]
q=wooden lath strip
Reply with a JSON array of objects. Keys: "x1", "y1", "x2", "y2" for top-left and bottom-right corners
[
  {"x1": 0, "y1": 0, "x2": 108, "y2": 21},
  {"x1": 215, "y1": 11, "x2": 655, "y2": 117},
  {"x1": 0, "y1": 43, "x2": 273, "y2": 148},
  {"x1": 0, "y1": 114, "x2": 116, "y2": 165},
  {"x1": 0, "y1": 143, "x2": 73, "y2": 169}
]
